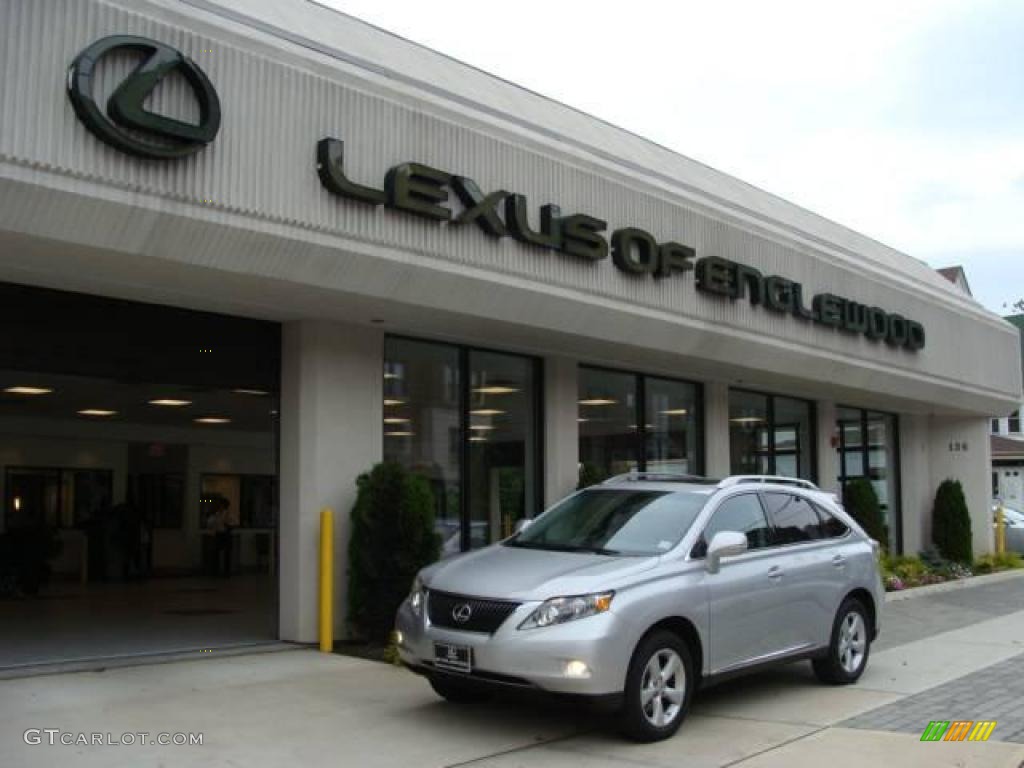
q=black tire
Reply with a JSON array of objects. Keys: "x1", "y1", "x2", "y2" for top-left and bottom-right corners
[
  {"x1": 428, "y1": 675, "x2": 492, "y2": 704},
  {"x1": 812, "y1": 597, "x2": 871, "y2": 685},
  {"x1": 620, "y1": 630, "x2": 694, "y2": 742}
]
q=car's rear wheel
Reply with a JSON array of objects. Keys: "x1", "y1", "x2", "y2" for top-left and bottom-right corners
[
  {"x1": 812, "y1": 597, "x2": 871, "y2": 684},
  {"x1": 428, "y1": 675, "x2": 491, "y2": 704},
  {"x1": 620, "y1": 630, "x2": 694, "y2": 742}
]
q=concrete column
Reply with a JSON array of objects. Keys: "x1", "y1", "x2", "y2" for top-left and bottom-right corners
[
  {"x1": 705, "y1": 381, "x2": 730, "y2": 477},
  {"x1": 927, "y1": 415, "x2": 994, "y2": 557},
  {"x1": 279, "y1": 320, "x2": 383, "y2": 643},
  {"x1": 815, "y1": 400, "x2": 839, "y2": 493},
  {"x1": 899, "y1": 413, "x2": 931, "y2": 556},
  {"x1": 544, "y1": 356, "x2": 578, "y2": 508}
]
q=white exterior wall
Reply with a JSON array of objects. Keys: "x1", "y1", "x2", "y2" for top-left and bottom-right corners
[
  {"x1": 0, "y1": 0, "x2": 1021, "y2": 649},
  {"x1": 279, "y1": 320, "x2": 383, "y2": 643}
]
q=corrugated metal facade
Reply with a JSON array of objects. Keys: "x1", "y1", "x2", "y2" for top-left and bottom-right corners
[{"x1": 0, "y1": 0, "x2": 1019, "y2": 412}]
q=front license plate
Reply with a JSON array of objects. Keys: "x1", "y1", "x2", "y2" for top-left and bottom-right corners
[{"x1": 434, "y1": 642, "x2": 472, "y2": 674}]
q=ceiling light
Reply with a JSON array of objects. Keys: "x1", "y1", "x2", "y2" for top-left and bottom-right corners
[
  {"x1": 4, "y1": 386, "x2": 53, "y2": 395},
  {"x1": 469, "y1": 436, "x2": 488, "y2": 442},
  {"x1": 232, "y1": 388, "x2": 268, "y2": 396},
  {"x1": 660, "y1": 409, "x2": 689, "y2": 416},
  {"x1": 473, "y1": 386, "x2": 520, "y2": 395},
  {"x1": 150, "y1": 399, "x2": 192, "y2": 407},
  {"x1": 384, "y1": 398, "x2": 405, "y2": 406},
  {"x1": 384, "y1": 417, "x2": 410, "y2": 425},
  {"x1": 730, "y1": 417, "x2": 765, "y2": 424},
  {"x1": 470, "y1": 424, "x2": 496, "y2": 431},
  {"x1": 13, "y1": 497, "x2": 22, "y2": 512},
  {"x1": 577, "y1": 418, "x2": 589, "y2": 423},
  {"x1": 385, "y1": 431, "x2": 415, "y2": 437},
  {"x1": 383, "y1": 372, "x2": 401, "y2": 380},
  {"x1": 470, "y1": 409, "x2": 506, "y2": 416},
  {"x1": 579, "y1": 398, "x2": 617, "y2": 406},
  {"x1": 195, "y1": 417, "x2": 231, "y2": 424},
  {"x1": 78, "y1": 409, "x2": 117, "y2": 417}
]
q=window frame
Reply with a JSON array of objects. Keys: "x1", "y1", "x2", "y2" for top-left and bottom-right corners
[
  {"x1": 836, "y1": 405, "x2": 902, "y2": 553},
  {"x1": 384, "y1": 334, "x2": 545, "y2": 553},
  {"x1": 728, "y1": 387, "x2": 818, "y2": 482},
  {"x1": 578, "y1": 363, "x2": 705, "y2": 479}
]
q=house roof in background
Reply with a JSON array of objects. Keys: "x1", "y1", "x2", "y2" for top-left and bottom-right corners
[
  {"x1": 936, "y1": 266, "x2": 973, "y2": 296},
  {"x1": 992, "y1": 434, "x2": 1024, "y2": 459}
]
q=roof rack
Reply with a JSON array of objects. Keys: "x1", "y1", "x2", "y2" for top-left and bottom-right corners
[
  {"x1": 602, "y1": 471, "x2": 719, "y2": 485},
  {"x1": 718, "y1": 475, "x2": 819, "y2": 490}
]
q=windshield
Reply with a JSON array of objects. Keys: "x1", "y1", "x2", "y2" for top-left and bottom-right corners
[
  {"x1": 995, "y1": 504, "x2": 1024, "y2": 524},
  {"x1": 506, "y1": 489, "x2": 709, "y2": 556}
]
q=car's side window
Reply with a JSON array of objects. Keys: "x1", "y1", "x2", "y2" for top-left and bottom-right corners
[
  {"x1": 815, "y1": 505, "x2": 850, "y2": 538},
  {"x1": 762, "y1": 493, "x2": 826, "y2": 544},
  {"x1": 692, "y1": 494, "x2": 773, "y2": 557}
]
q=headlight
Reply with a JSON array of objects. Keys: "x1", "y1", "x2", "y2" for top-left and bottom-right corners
[
  {"x1": 409, "y1": 576, "x2": 425, "y2": 617},
  {"x1": 518, "y1": 591, "x2": 614, "y2": 630}
]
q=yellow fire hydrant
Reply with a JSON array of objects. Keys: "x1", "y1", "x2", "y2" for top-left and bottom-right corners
[{"x1": 995, "y1": 503, "x2": 1007, "y2": 557}]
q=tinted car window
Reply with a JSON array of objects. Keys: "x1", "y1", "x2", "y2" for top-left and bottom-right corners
[
  {"x1": 695, "y1": 494, "x2": 772, "y2": 556},
  {"x1": 508, "y1": 489, "x2": 708, "y2": 556},
  {"x1": 817, "y1": 506, "x2": 850, "y2": 538},
  {"x1": 763, "y1": 493, "x2": 824, "y2": 544}
]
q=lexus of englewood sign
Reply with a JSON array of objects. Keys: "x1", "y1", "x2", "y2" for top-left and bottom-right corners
[
  {"x1": 63, "y1": 35, "x2": 925, "y2": 352},
  {"x1": 316, "y1": 138, "x2": 926, "y2": 352}
]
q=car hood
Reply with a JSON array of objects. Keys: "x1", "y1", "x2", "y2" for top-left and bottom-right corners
[{"x1": 421, "y1": 544, "x2": 660, "y2": 602}]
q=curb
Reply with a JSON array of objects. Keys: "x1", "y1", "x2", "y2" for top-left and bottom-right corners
[{"x1": 884, "y1": 567, "x2": 1024, "y2": 602}]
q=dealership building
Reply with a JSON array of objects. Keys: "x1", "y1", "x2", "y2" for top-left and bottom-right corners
[{"x1": 0, "y1": 0, "x2": 1020, "y2": 666}]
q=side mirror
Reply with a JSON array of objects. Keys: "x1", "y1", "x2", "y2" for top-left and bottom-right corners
[
  {"x1": 706, "y1": 530, "x2": 748, "y2": 574},
  {"x1": 513, "y1": 518, "x2": 533, "y2": 534}
]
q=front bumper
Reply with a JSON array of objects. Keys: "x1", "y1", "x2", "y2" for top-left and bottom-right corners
[{"x1": 395, "y1": 595, "x2": 633, "y2": 696}]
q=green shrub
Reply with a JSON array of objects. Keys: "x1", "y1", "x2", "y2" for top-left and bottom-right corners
[
  {"x1": 974, "y1": 552, "x2": 1024, "y2": 574},
  {"x1": 843, "y1": 478, "x2": 888, "y2": 550},
  {"x1": 347, "y1": 462, "x2": 440, "y2": 643},
  {"x1": 578, "y1": 462, "x2": 608, "y2": 490},
  {"x1": 932, "y1": 479, "x2": 973, "y2": 565}
]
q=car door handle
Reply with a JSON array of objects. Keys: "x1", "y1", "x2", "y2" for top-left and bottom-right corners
[
  {"x1": 831, "y1": 554, "x2": 847, "y2": 568},
  {"x1": 767, "y1": 565, "x2": 784, "y2": 580}
]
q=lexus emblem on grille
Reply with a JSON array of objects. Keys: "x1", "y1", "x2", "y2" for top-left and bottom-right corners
[{"x1": 452, "y1": 603, "x2": 473, "y2": 623}]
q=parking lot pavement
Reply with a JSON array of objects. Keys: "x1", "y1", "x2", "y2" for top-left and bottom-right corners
[{"x1": 2, "y1": 579, "x2": 1024, "y2": 768}]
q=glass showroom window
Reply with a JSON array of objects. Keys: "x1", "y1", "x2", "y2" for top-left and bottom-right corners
[
  {"x1": 578, "y1": 367, "x2": 701, "y2": 485},
  {"x1": 729, "y1": 390, "x2": 815, "y2": 481},
  {"x1": 836, "y1": 407, "x2": 900, "y2": 551},
  {"x1": 383, "y1": 337, "x2": 540, "y2": 556}
]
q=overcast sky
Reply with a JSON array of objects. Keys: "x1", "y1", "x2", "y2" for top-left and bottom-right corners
[{"x1": 321, "y1": 0, "x2": 1023, "y2": 314}]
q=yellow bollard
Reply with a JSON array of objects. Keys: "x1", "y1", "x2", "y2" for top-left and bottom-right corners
[
  {"x1": 995, "y1": 504, "x2": 1007, "y2": 557},
  {"x1": 319, "y1": 508, "x2": 334, "y2": 653}
]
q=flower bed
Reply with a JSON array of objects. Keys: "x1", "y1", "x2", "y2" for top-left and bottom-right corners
[{"x1": 881, "y1": 551, "x2": 1022, "y2": 592}]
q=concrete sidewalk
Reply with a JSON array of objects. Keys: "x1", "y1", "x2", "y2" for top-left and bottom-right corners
[{"x1": 2, "y1": 580, "x2": 1024, "y2": 767}]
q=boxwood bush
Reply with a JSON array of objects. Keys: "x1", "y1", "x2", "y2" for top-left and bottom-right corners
[
  {"x1": 842, "y1": 478, "x2": 888, "y2": 550},
  {"x1": 932, "y1": 479, "x2": 972, "y2": 565},
  {"x1": 347, "y1": 462, "x2": 440, "y2": 642}
]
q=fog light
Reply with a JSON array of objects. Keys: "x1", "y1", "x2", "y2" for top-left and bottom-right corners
[{"x1": 564, "y1": 660, "x2": 591, "y2": 679}]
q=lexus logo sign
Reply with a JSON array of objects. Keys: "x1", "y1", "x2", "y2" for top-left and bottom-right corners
[
  {"x1": 67, "y1": 35, "x2": 221, "y2": 160},
  {"x1": 451, "y1": 603, "x2": 472, "y2": 624}
]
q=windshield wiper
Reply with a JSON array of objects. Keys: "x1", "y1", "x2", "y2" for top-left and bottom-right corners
[{"x1": 504, "y1": 540, "x2": 620, "y2": 555}]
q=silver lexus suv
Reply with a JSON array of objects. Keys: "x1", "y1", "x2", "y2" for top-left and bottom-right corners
[{"x1": 396, "y1": 473, "x2": 883, "y2": 742}]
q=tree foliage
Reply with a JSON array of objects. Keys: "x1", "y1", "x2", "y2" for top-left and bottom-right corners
[
  {"x1": 347, "y1": 462, "x2": 440, "y2": 642},
  {"x1": 932, "y1": 478, "x2": 973, "y2": 565},
  {"x1": 843, "y1": 478, "x2": 888, "y2": 549}
]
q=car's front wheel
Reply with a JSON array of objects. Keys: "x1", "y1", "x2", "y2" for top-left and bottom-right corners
[
  {"x1": 620, "y1": 630, "x2": 694, "y2": 742},
  {"x1": 812, "y1": 597, "x2": 871, "y2": 684}
]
